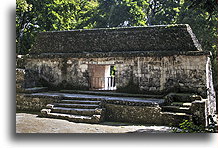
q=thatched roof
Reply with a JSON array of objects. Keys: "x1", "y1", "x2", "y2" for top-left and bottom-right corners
[{"x1": 30, "y1": 24, "x2": 202, "y2": 54}]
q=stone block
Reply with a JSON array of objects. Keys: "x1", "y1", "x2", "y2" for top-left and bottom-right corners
[
  {"x1": 16, "y1": 68, "x2": 25, "y2": 83},
  {"x1": 190, "y1": 100, "x2": 207, "y2": 126},
  {"x1": 149, "y1": 87, "x2": 157, "y2": 91},
  {"x1": 46, "y1": 104, "x2": 54, "y2": 109},
  {"x1": 41, "y1": 109, "x2": 51, "y2": 116}
]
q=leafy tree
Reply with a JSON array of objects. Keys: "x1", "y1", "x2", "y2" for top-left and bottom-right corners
[
  {"x1": 146, "y1": 0, "x2": 182, "y2": 25},
  {"x1": 16, "y1": 0, "x2": 98, "y2": 54},
  {"x1": 16, "y1": 0, "x2": 54, "y2": 54},
  {"x1": 45, "y1": 0, "x2": 98, "y2": 30},
  {"x1": 188, "y1": 0, "x2": 218, "y2": 18},
  {"x1": 16, "y1": 0, "x2": 33, "y2": 54},
  {"x1": 176, "y1": 1, "x2": 217, "y2": 52},
  {"x1": 91, "y1": 0, "x2": 149, "y2": 28}
]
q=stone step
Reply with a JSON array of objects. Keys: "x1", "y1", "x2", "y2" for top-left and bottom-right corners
[
  {"x1": 61, "y1": 100, "x2": 102, "y2": 105},
  {"x1": 55, "y1": 103, "x2": 100, "y2": 109},
  {"x1": 63, "y1": 96, "x2": 102, "y2": 101},
  {"x1": 42, "y1": 112, "x2": 101, "y2": 123},
  {"x1": 160, "y1": 112, "x2": 192, "y2": 126},
  {"x1": 60, "y1": 90, "x2": 164, "y2": 99},
  {"x1": 165, "y1": 93, "x2": 202, "y2": 102},
  {"x1": 171, "y1": 102, "x2": 192, "y2": 107},
  {"x1": 24, "y1": 87, "x2": 48, "y2": 93},
  {"x1": 51, "y1": 107, "x2": 104, "y2": 116},
  {"x1": 161, "y1": 106, "x2": 190, "y2": 114}
]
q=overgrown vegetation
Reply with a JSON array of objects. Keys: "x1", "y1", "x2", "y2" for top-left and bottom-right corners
[
  {"x1": 172, "y1": 118, "x2": 217, "y2": 133},
  {"x1": 172, "y1": 120, "x2": 205, "y2": 133}
]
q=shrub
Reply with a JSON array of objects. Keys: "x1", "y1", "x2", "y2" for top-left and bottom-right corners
[{"x1": 172, "y1": 120, "x2": 205, "y2": 133}]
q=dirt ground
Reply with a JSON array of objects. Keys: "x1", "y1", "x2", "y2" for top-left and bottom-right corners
[{"x1": 16, "y1": 113, "x2": 173, "y2": 133}]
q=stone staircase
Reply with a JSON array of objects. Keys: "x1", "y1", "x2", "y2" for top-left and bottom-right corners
[
  {"x1": 160, "y1": 102, "x2": 192, "y2": 126},
  {"x1": 161, "y1": 101, "x2": 192, "y2": 123},
  {"x1": 161, "y1": 102, "x2": 192, "y2": 114},
  {"x1": 40, "y1": 96, "x2": 105, "y2": 124},
  {"x1": 160, "y1": 93, "x2": 202, "y2": 126}
]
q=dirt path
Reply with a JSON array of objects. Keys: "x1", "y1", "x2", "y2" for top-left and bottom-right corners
[{"x1": 16, "y1": 113, "x2": 173, "y2": 133}]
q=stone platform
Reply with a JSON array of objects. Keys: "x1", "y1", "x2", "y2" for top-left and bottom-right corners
[
  {"x1": 30, "y1": 92, "x2": 166, "y2": 124},
  {"x1": 30, "y1": 91, "x2": 165, "y2": 106},
  {"x1": 17, "y1": 91, "x2": 194, "y2": 126}
]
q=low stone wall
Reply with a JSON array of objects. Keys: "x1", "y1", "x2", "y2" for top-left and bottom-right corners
[
  {"x1": 16, "y1": 94, "x2": 62, "y2": 112},
  {"x1": 16, "y1": 69, "x2": 25, "y2": 93},
  {"x1": 105, "y1": 104, "x2": 162, "y2": 125}
]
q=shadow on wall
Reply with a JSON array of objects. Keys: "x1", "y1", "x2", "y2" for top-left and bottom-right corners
[{"x1": 116, "y1": 79, "x2": 140, "y2": 94}]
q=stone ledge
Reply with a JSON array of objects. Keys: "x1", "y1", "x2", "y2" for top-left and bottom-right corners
[{"x1": 104, "y1": 99, "x2": 160, "y2": 107}]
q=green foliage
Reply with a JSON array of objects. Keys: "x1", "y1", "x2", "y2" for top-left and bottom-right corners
[
  {"x1": 146, "y1": 0, "x2": 182, "y2": 25},
  {"x1": 46, "y1": 0, "x2": 98, "y2": 30},
  {"x1": 16, "y1": 0, "x2": 98, "y2": 54},
  {"x1": 172, "y1": 120, "x2": 205, "y2": 133},
  {"x1": 172, "y1": 117, "x2": 218, "y2": 133},
  {"x1": 16, "y1": 0, "x2": 33, "y2": 54},
  {"x1": 188, "y1": 0, "x2": 218, "y2": 17},
  {"x1": 90, "y1": 0, "x2": 149, "y2": 28},
  {"x1": 176, "y1": 1, "x2": 217, "y2": 52}
]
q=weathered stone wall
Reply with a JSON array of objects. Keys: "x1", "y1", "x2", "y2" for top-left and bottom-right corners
[
  {"x1": 104, "y1": 103, "x2": 190, "y2": 126},
  {"x1": 105, "y1": 104, "x2": 162, "y2": 124},
  {"x1": 16, "y1": 55, "x2": 26, "y2": 69},
  {"x1": 16, "y1": 69, "x2": 25, "y2": 92},
  {"x1": 25, "y1": 54, "x2": 208, "y2": 96},
  {"x1": 206, "y1": 57, "x2": 217, "y2": 114},
  {"x1": 25, "y1": 58, "x2": 89, "y2": 89},
  {"x1": 190, "y1": 99, "x2": 208, "y2": 126},
  {"x1": 16, "y1": 94, "x2": 62, "y2": 111}
]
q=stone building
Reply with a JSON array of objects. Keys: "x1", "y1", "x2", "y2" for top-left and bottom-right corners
[{"x1": 17, "y1": 24, "x2": 217, "y2": 127}]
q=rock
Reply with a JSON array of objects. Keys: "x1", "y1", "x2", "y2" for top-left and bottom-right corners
[
  {"x1": 41, "y1": 109, "x2": 51, "y2": 115},
  {"x1": 191, "y1": 94, "x2": 202, "y2": 100},
  {"x1": 46, "y1": 104, "x2": 54, "y2": 109},
  {"x1": 179, "y1": 83, "x2": 184, "y2": 87},
  {"x1": 149, "y1": 87, "x2": 157, "y2": 91}
]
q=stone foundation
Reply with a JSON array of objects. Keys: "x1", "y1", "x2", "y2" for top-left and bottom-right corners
[{"x1": 16, "y1": 92, "x2": 209, "y2": 127}]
